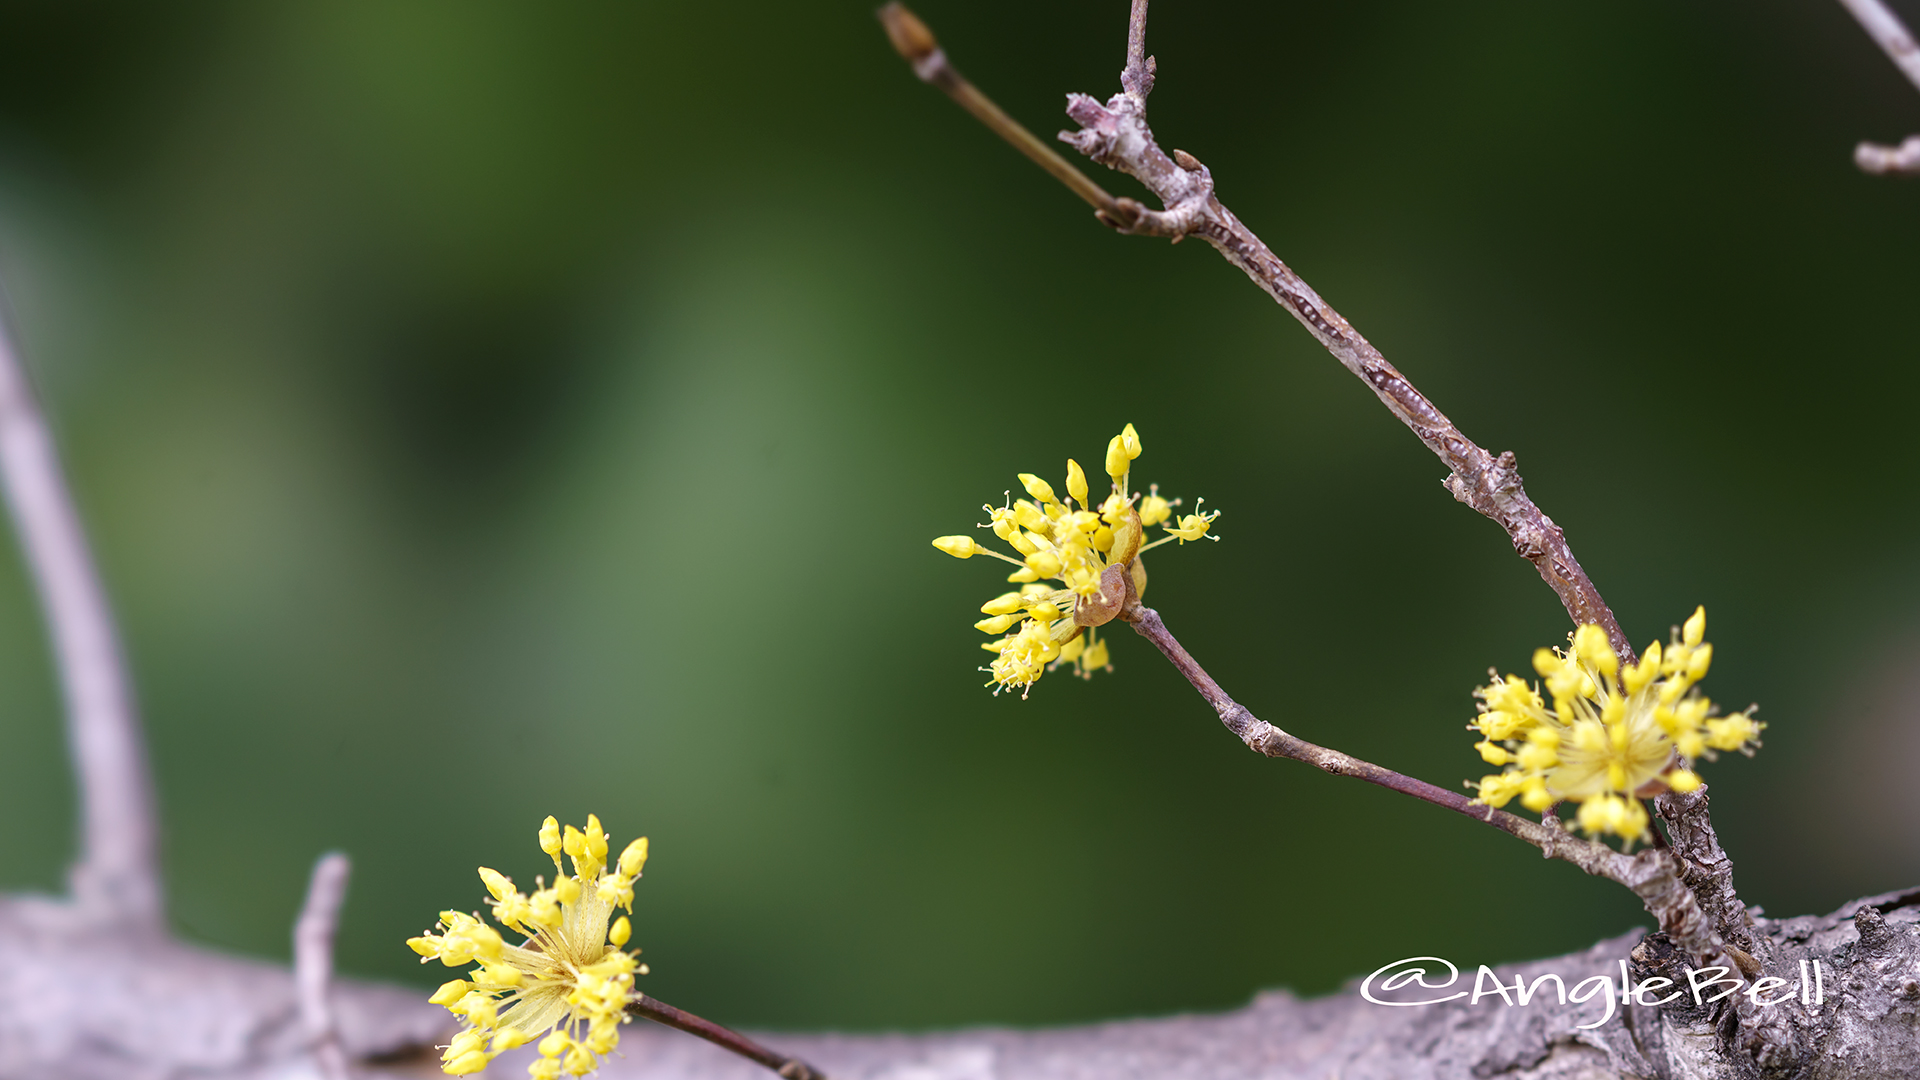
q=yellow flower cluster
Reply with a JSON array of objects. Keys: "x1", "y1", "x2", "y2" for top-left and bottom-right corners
[
  {"x1": 932, "y1": 424, "x2": 1219, "y2": 697},
  {"x1": 408, "y1": 815, "x2": 650, "y2": 1078},
  {"x1": 1468, "y1": 607, "x2": 1762, "y2": 844}
]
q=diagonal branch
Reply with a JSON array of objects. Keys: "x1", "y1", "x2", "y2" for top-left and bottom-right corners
[
  {"x1": 1120, "y1": 599, "x2": 1743, "y2": 975},
  {"x1": 629, "y1": 995, "x2": 832, "y2": 1080},
  {"x1": 1837, "y1": 0, "x2": 1920, "y2": 175},
  {"x1": 878, "y1": 4, "x2": 1125, "y2": 220},
  {"x1": 1840, "y1": 0, "x2": 1920, "y2": 94},
  {"x1": 879, "y1": 2, "x2": 1633, "y2": 665},
  {"x1": 0, "y1": 285, "x2": 161, "y2": 929}
]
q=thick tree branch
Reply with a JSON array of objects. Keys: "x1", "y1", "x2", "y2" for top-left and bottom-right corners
[
  {"x1": 7, "y1": 880, "x2": 1920, "y2": 1079},
  {"x1": 0, "y1": 286, "x2": 161, "y2": 928},
  {"x1": 1837, "y1": 0, "x2": 1920, "y2": 174}
]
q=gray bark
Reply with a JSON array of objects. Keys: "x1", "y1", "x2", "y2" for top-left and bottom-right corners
[{"x1": 5, "y1": 885, "x2": 1916, "y2": 1080}]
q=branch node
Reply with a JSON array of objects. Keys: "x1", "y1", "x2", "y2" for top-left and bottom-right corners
[{"x1": 1856, "y1": 135, "x2": 1920, "y2": 175}]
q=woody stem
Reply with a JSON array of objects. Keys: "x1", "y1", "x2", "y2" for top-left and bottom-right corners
[
  {"x1": 628, "y1": 995, "x2": 830, "y2": 1080},
  {"x1": 880, "y1": 0, "x2": 1633, "y2": 663},
  {"x1": 1118, "y1": 601, "x2": 1740, "y2": 969},
  {"x1": 1121, "y1": 602, "x2": 1544, "y2": 839}
]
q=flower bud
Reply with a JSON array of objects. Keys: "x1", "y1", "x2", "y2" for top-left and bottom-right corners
[
  {"x1": 1683, "y1": 606, "x2": 1706, "y2": 647},
  {"x1": 1018, "y1": 473, "x2": 1057, "y2": 504},
  {"x1": 618, "y1": 837, "x2": 649, "y2": 878},
  {"x1": 980, "y1": 592, "x2": 1024, "y2": 615},
  {"x1": 1065, "y1": 459, "x2": 1089, "y2": 506},
  {"x1": 478, "y1": 867, "x2": 514, "y2": 902}
]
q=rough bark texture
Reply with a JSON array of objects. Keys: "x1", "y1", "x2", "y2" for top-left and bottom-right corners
[{"x1": 8, "y1": 887, "x2": 1917, "y2": 1080}]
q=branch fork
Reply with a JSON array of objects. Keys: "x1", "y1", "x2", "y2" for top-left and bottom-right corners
[
  {"x1": 1059, "y1": 95, "x2": 1212, "y2": 238},
  {"x1": 887, "y1": 0, "x2": 1774, "y2": 1044}
]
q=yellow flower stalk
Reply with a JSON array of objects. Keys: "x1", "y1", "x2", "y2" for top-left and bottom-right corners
[
  {"x1": 1466, "y1": 607, "x2": 1763, "y2": 845},
  {"x1": 931, "y1": 423, "x2": 1219, "y2": 697},
  {"x1": 408, "y1": 815, "x2": 649, "y2": 1078}
]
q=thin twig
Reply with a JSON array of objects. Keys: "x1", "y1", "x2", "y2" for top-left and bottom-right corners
[
  {"x1": 878, "y1": 4, "x2": 1125, "y2": 220},
  {"x1": 295, "y1": 852, "x2": 353, "y2": 1080},
  {"x1": 629, "y1": 995, "x2": 831, "y2": 1080},
  {"x1": 1121, "y1": 0, "x2": 1153, "y2": 101},
  {"x1": 1120, "y1": 600, "x2": 1741, "y2": 973},
  {"x1": 1836, "y1": 0, "x2": 1920, "y2": 175},
  {"x1": 0, "y1": 285, "x2": 161, "y2": 928},
  {"x1": 1124, "y1": 602, "x2": 1575, "y2": 856},
  {"x1": 877, "y1": 2, "x2": 1634, "y2": 665}
]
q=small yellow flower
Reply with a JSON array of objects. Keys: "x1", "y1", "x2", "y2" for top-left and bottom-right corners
[
  {"x1": 932, "y1": 424, "x2": 1219, "y2": 697},
  {"x1": 409, "y1": 815, "x2": 651, "y2": 1078},
  {"x1": 1464, "y1": 607, "x2": 1761, "y2": 845}
]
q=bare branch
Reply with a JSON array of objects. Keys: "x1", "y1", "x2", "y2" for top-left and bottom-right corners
[
  {"x1": 878, "y1": 4, "x2": 1634, "y2": 664},
  {"x1": 630, "y1": 995, "x2": 831, "y2": 1080},
  {"x1": 0, "y1": 286, "x2": 161, "y2": 928},
  {"x1": 877, "y1": 4, "x2": 1126, "y2": 221},
  {"x1": 295, "y1": 852, "x2": 354, "y2": 1080},
  {"x1": 1836, "y1": 0, "x2": 1920, "y2": 174},
  {"x1": 883, "y1": 0, "x2": 1768, "y2": 974},
  {"x1": 1840, "y1": 0, "x2": 1920, "y2": 95},
  {"x1": 1120, "y1": 600, "x2": 1741, "y2": 974}
]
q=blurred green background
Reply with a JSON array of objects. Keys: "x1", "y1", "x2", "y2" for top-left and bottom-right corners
[{"x1": 1, "y1": 0, "x2": 1918, "y2": 1033}]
